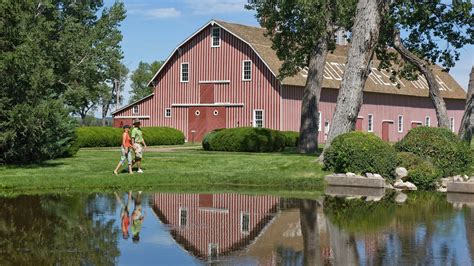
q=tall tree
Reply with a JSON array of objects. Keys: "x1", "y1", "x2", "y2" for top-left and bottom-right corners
[
  {"x1": 246, "y1": 0, "x2": 357, "y2": 154},
  {"x1": 322, "y1": 0, "x2": 389, "y2": 159},
  {"x1": 379, "y1": 0, "x2": 473, "y2": 129},
  {"x1": 129, "y1": 60, "x2": 163, "y2": 103},
  {"x1": 459, "y1": 66, "x2": 474, "y2": 143}
]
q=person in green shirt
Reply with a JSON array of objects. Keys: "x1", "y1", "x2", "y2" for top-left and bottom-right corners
[
  {"x1": 131, "y1": 191, "x2": 145, "y2": 243},
  {"x1": 131, "y1": 119, "x2": 147, "y2": 173}
]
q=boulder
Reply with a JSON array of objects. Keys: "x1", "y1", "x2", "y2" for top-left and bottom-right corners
[
  {"x1": 440, "y1": 178, "x2": 451, "y2": 188},
  {"x1": 395, "y1": 167, "x2": 408, "y2": 180},
  {"x1": 366, "y1": 173, "x2": 374, "y2": 178},
  {"x1": 365, "y1": 196, "x2": 383, "y2": 202},
  {"x1": 385, "y1": 183, "x2": 394, "y2": 189},
  {"x1": 394, "y1": 180, "x2": 417, "y2": 191},
  {"x1": 346, "y1": 172, "x2": 356, "y2": 177},
  {"x1": 372, "y1": 174, "x2": 384, "y2": 180},
  {"x1": 464, "y1": 175, "x2": 470, "y2": 182},
  {"x1": 395, "y1": 192, "x2": 407, "y2": 203},
  {"x1": 436, "y1": 187, "x2": 447, "y2": 193},
  {"x1": 453, "y1": 175, "x2": 463, "y2": 182}
]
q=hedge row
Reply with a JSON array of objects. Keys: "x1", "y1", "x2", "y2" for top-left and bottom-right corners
[
  {"x1": 75, "y1": 126, "x2": 185, "y2": 147},
  {"x1": 202, "y1": 127, "x2": 286, "y2": 152}
]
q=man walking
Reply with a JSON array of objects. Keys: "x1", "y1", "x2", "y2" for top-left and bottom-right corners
[{"x1": 131, "y1": 118, "x2": 147, "y2": 173}]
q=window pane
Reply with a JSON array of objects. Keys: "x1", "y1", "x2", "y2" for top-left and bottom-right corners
[
  {"x1": 241, "y1": 213, "x2": 250, "y2": 232},
  {"x1": 180, "y1": 209, "x2": 187, "y2": 226},
  {"x1": 212, "y1": 28, "x2": 220, "y2": 46},
  {"x1": 243, "y1": 61, "x2": 251, "y2": 80},
  {"x1": 181, "y1": 64, "x2": 189, "y2": 82}
]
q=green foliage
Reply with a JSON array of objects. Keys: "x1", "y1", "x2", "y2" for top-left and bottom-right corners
[
  {"x1": 76, "y1": 127, "x2": 185, "y2": 147},
  {"x1": 395, "y1": 127, "x2": 472, "y2": 176},
  {"x1": 281, "y1": 131, "x2": 299, "y2": 147},
  {"x1": 408, "y1": 161, "x2": 441, "y2": 190},
  {"x1": 203, "y1": 127, "x2": 286, "y2": 152},
  {"x1": 0, "y1": 100, "x2": 78, "y2": 164},
  {"x1": 377, "y1": 1, "x2": 473, "y2": 77},
  {"x1": 202, "y1": 129, "x2": 224, "y2": 151},
  {"x1": 324, "y1": 131, "x2": 397, "y2": 179},
  {"x1": 323, "y1": 192, "x2": 397, "y2": 234},
  {"x1": 0, "y1": 1, "x2": 127, "y2": 163},
  {"x1": 130, "y1": 61, "x2": 163, "y2": 102},
  {"x1": 246, "y1": 0, "x2": 357, "y2": 78},
  {"x1": 396, "y1": 152, "x2": 425, "y2": 170}
]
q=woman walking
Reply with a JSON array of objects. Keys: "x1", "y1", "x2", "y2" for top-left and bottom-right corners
[{"x1": 114, "y1": 125, "x2": 133, "y2": 175}]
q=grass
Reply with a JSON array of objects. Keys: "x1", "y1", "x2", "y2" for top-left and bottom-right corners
[{"x1": 0, "y1": 146, "x2": 327, "y2": 197}]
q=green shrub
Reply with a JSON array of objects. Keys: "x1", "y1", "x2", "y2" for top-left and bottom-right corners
[
  {"x1": 204, "y1": 127, "x2": 286, "y2": 152},
  {"x1": 408, "y1": 161, "x2": 442, "y2": 190},
  {"x1": 0, "y1": 100, "x2": 78, "y2": 164},
  {"x1": 396, "y1": 152, "x2": 426, "y2": 170},
  {"x1": 281, "y1": 131, "x2": 299, "y2": 147},
  {"x1": 76, "y1": 126, "x2": 185, "y2": 147},
  {"x1": 202, "y1": 129, "x2": 224, "y2": 150},
  {"x1": 324, "y1": 131, "x2": 397, "y2": 179},
  {"x1": 395, "y1": 127, "x2": 472, "y2": 176}
]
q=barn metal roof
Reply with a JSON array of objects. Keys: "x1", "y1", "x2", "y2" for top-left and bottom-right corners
[{"x1": 215, "y1": 20, "x2": 467, "y2": 100}]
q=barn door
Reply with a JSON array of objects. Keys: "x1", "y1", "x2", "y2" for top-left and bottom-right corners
[
  {"x1": 188, "y1": 107, "x2": 226, "y2": 142},
  {"x1": 382, "y1": 121, "x2": 393, "y2": 142},
  {"x1": 355, "y1": 117, "x2": 363, "y2": 131},
  {"x1": 200, "y1": 84, "x2": 214, "y2": 104}
]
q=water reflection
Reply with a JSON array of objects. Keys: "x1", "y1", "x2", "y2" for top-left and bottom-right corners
[{"x1": 0, "y1": 192, "x2": 473, "y2": 265}]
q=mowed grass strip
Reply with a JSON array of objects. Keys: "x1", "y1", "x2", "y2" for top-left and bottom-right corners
[{"x1": 0, "y1": 148, "x2": 326, "y2": 193}]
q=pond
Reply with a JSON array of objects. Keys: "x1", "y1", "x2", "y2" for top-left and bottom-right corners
[{"x1": 0, "y1": 190, "x2": 473, "y2": 265}]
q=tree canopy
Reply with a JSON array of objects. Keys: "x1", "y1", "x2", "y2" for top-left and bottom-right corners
[
  {"x1": 0, "y1": 0, "x2": 126, "y2": 163},
  {"x1": 129, "y1": 60, "x2": 163, "y2": 103}
]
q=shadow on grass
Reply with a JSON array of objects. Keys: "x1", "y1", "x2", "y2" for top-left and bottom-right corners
[{"x1": 4, "y1": 161, "x2": 65, "y2": 170}]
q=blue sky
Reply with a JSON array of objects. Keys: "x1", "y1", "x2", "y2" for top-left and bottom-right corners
[{"x1": 101, "y1": 0, "x2": 473, "y2": 115}]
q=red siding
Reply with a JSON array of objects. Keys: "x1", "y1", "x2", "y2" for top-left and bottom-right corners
[
  {"x1": 115, "y1": 25, "x2": 281, "y2": 140},
  {"x1": 282, "y1": 86, "x2": 465, "y2": 142},
  {"x1": 152, "y1": 193, "x2": 279, "y2": 261}
]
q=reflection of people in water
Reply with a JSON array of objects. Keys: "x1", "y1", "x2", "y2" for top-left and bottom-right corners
[
  {"x1": 115, "y1": 192, "x2": 132, "y2": 240},
  {"x1": 131, "y1": 191, "x2": 146, "y2": 243}
]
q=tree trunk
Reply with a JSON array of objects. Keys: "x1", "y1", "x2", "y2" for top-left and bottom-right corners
[
  {"x1": 393, "y1": 31, "x2": 450, "y2": 128},
  {"x1": 299, "y1": 199, "x2": 322, "y2": 265},
  {"x1": 101, "y1": 103, "x2": 109, "y2": 127},
  {"x1": 459, "y1": 66, "x2": 474, "y2": 143},
  {"x1": 298, "y1": 38, "x2": 330, "y2": 154},
  {"x1": 321, "y1": 0, "x2": 388, "y2": 160}
]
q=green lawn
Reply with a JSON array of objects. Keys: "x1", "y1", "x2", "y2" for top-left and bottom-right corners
[{"x1": 0, "y1": 146, "x2": 327, "y2": 196}]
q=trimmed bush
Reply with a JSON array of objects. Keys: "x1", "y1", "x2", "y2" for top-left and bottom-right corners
[
  {"x1": 281, "y1": 131, "x2": 299, "y2": 147},
  {"x1": 324, "y1": 131, "x2": 397, "y2": 179},
  {"x1": 76, "y1": 126, "x2": 185, "y2": 147},
  {"x1": 396, "y1": 152, "x2": 426, "y2": 170},
  {"x1": 202, "y1": 128, "x2": 224, "y2": 151},
  {"x1": 408, "y1": 161, "x2": 441, "y2": 190},
  {"x1": 395, "y1": 127, "x2": 472, "y2": 176},
  {"x1": 203, "y1": 127, "x2": 286, "y2": 152}
]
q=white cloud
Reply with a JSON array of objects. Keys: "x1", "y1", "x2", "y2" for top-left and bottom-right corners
[
  {"x1": 128, "y1": 7, "x2": 181, "y2": 19},
  {"x1": 185, "y1": 0, "x2": 247, "y2": 15}
]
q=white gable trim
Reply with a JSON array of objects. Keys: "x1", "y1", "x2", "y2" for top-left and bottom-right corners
[
  {"x1": 147, "y1": 20, "x2": 278, "y2": 87},
  {"x1": 111, "y1": 93, "x2": 154, "y2": 115}
]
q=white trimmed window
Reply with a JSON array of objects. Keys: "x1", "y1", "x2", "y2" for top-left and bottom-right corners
[
  {"x1": 318, "y1": 112, "x2": 322, "y2": 132},
  {"x1": 450, "y1": 117, "x2": 455, "y2": 132},
  {"x1": 133, "y1": 105, "x2": 139, "y2": 114},
  {"x1": 368, "y1": 114, "x2": 374, "y2": 132},
  {"x1": 425, "y1": 116, "x2": 431, "y2": 127},
  {"x1": 242, "y1": 60, "x2": 252, "y2": 81},
  {"x1": 165, "y1": 108, "x2": 172, "y2": 118},
  {"x1": 253, "y1": 109, "x2": 264, "y2": 128},
  {"x1": 398, "y1": 115, "x2": 404, "y2": 133},
  {"x1": 211, "y1": 27, "x2": 220, "y2": 47},
  {"x1": 241, "y1": 212, "x2": 250, "y2": 234},
  {"x1": 179, "y1": 207, "x2": 187, "y2": 227},
  {"x1": 180, "y1": 63, "x2": 189, "y2": 82}
]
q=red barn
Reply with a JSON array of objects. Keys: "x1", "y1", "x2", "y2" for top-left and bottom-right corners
[
  {"x1": 112, "y1": 20, "x2": 467, "y2": 142},
  {"x1": 151, "y1": 193, "x2": 280, "y2": 263}
]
